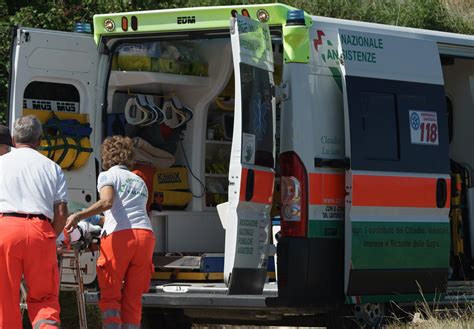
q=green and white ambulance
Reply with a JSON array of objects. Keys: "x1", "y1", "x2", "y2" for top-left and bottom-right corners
[{"x1": 8, "y1": 3, "x2": 474, "y2": 327}]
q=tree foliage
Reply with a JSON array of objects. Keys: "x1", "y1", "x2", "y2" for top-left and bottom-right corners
[{"x1": 0, "y1": 0, "x2": 473, "y2": 125}]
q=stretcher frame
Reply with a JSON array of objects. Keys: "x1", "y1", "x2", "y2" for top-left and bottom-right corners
[{"x1": 57, "y1": 243, "x2": 88, "y2": 329}]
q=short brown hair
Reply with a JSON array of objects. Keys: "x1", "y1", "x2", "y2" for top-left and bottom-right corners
[{"x1": 101, "y1": 136, "x2": 134, "y2": 171}]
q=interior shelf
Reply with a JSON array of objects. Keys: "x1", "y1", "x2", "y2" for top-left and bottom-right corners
[{"x1": 109, "y1": 70, "x2": 210, "y2": 88}]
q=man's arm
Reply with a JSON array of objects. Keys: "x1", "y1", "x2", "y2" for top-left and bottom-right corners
[
  {"x1": 52, "y1": 201, "x2": 68, "y2": 236},
  {"x1": 53, "y1": 165, "x2": 68, "y2": 236}
]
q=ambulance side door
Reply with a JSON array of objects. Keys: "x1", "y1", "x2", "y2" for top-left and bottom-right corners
[
  {"x1": 339, "y1": 29, "x2": 450, "y2": 297},
  {"x1": 221, "y1": 15, "x2": 276, "y2": 294}
]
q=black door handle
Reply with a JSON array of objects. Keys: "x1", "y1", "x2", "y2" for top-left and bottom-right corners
[
  {"x1": 245, "y1": 169, "x2": 255, "y2": 201},
  {"x1": 436, "y1": 178, "x2": 447, "y2": 208}
]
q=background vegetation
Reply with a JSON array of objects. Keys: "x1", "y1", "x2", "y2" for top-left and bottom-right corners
[{"x1": 0, "y1": 0, "x2": 472, "y2": 327}]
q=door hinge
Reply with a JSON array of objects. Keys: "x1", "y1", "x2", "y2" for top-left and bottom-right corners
[
  {"x1": 275, "y1": 81, "x2": 289, "y2": 102},
  {"x1": 18, "y1": 30, "x2": 30, "y2": 44},
  {"x1": 314, "y1": 157, "x2": 350, "y2": 170}
]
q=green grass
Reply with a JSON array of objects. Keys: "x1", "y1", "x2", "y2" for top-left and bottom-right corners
[{"x1": 22, "y1": 291, "x2": 102, "y2": 329}]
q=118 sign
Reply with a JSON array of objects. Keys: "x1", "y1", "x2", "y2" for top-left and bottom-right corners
[
  {"x1": 419, "y1": 122, "x2": 438, "y2": 143},
  {"x1": 409, "y1": 110, "x2": 439, "y2": 145}
]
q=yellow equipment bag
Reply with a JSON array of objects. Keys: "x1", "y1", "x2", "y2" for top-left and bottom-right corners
[
  {"x1": 40, "y1": 136, "x2": 92, "y2": 170},
  {"x1": 117, "y1": 44, "x2": 151, "y2": 71},
  {"x1": 52, "y1": 137, "x2": 77, "y2": 169},
  {"x1": 52, "y1": 137, "x2": 92, "y2": 169},
  {"x1": 39, "y1": 138, "x2": 55, "y2": 159},
  {"x1": 152, "y1": 167, "x2": 192, "y2": 210},
  {"x1": 31, "y1": 111, "x2": 93, "y2": 170},
  {"x1": 153, "y1": 190, "x2": 192, "y2": 208}
]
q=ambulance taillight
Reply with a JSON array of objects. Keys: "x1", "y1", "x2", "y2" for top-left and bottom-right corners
[{"x1": 279, "y1": 151, "x2": 308, "y2": 237}]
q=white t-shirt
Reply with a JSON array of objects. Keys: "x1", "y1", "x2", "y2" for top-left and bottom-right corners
[
  {"x1": 0, "y1": 147, "x2": 68, "y2": 220},
  {"x1": 97, "y1": 165, "x2": 152, "y2": 234}
]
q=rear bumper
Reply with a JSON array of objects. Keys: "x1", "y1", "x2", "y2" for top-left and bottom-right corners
[
  {"x1": 84, "y1": 282, "x2": 329, "y2": 324},
  {"x1": 85, "y1": 282, "x2": 278, "y2": 309}
]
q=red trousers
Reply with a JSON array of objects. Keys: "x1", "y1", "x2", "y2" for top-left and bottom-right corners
[
  {"x1": 97, "y1": 228, "x2": 155, "y2": 328},
  {"x1": 0, "y1": 215, "x2": 60, "y2": 329}
]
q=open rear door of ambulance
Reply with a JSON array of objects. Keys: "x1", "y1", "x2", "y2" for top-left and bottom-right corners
[
  {"x1": 338, "y1": 30, "x2": 450, "y2": 298},
  {"x1": 8, "y1": 27, "x2": 102, "y2": 285},
  {"x1": 218, "y1": 15, "x2": 276, "y2": 295},
  {"x1": 8, "y1": 27, "x2": 102, "y2": 203}
]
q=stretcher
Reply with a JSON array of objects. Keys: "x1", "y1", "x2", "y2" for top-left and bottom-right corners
[
  {"x1": 59, "y1": 222, "x2": 101, "y2": 329},
  {"x1": 57, "y1": 242, "x2": 89, "y2": 329},
  {"x1": 20, "y1": 222, "x2": 101, "y2": 329}
]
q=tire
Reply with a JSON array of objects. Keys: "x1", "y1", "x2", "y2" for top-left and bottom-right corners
[{"x1": 327, "y1": 303, "x2": 385, "y2": 329}]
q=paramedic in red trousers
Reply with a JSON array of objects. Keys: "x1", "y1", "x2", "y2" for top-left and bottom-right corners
[
  {"x1": 65, "y1": 135, "x2": 155, "y2": 329},
  {"x1": 0, "y1": 115, "x2": 68, "y2": 329},
  {"x1": 0, "y1": 125, "x2": 13, "y2": 156}
]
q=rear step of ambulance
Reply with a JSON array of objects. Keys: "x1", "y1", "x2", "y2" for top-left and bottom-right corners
[
  {"x1": 85, "y1": 253, "x2": 277, "y2": 308},
  {"x1": 85, "y1": 282, "x2": 278, "y2": 309}
]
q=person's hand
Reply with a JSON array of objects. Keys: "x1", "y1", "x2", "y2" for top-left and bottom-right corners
[{"x1": 64, "y1": 213, "x2": 80, "y2": 233}]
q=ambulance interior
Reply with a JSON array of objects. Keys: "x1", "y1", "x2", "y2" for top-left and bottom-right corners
[
  {"x1": 442, "y1": 55, "x2": 474, "y2": 280},
  {"x1": 103, "y1": 34, "x2": 282, "y2": 276}
]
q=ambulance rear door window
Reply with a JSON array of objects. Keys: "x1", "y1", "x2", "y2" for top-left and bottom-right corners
[
  {"x1": 240, "y1": 63, "x2": 274, "y2": 168},
  {"x1": 23, "y1": 81, "x2": 80, "y2": 112}
]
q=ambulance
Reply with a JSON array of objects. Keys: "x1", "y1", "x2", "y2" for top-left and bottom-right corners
[{"x1": 7, "y1": 3, "x2": 474, "y2": 327}]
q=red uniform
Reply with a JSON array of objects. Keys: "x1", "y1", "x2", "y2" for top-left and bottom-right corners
[
  {"x1": 0, "y1": 147, "x2": 68, "y2": 329},
  {"x1": 97, "y1": 229, "x2": 155, "y2": 328},
  {"x1": 0, "y1": 216, "x2": 60, "y2": 329},
  {"x1": 96, "y1": 165, "x2": 155, "y2": 328}
]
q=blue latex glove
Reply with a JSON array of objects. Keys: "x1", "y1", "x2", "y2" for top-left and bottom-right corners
[{"x1": 83, "y1": 214, "x2": 101, "y2": 226}]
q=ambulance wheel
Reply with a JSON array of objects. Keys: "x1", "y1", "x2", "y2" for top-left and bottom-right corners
[{"x1": 353, "y1": 303, "x2": 385, "y2": 328}]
